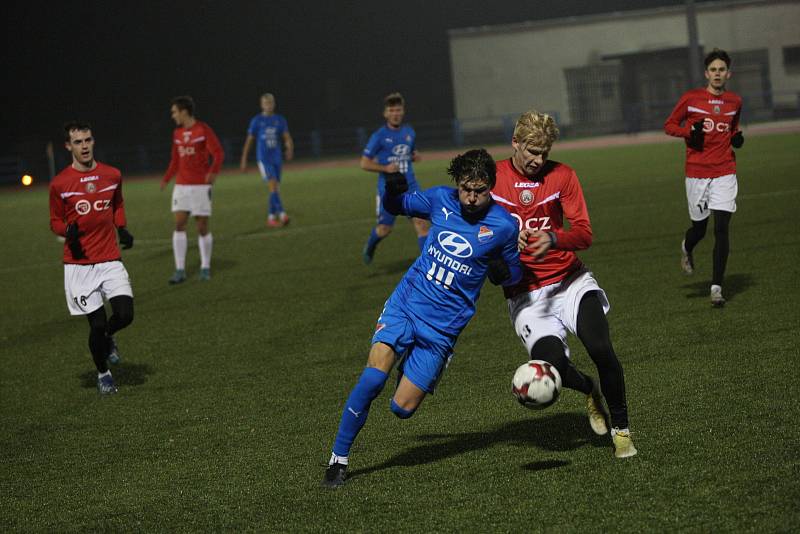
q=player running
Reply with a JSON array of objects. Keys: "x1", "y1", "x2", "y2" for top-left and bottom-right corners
[
  {"x1": 49, "y1": 121, "x2": 135, "y2": 395},
  {"x1": 492, "y1": 110, "x2": 637, "y2": 458},
  {"x1": 239, "y1": 93, "x2": 294, "y2": 227},
  {"x1": 323, "y1": 149, "x2": 521, "y2": 488},
  {"x1": 665, "y1": 48, "x2": 743, "y2": 307},
  {"x1": 360, "y1": 92, "x2": 429, "y2": 264},
  {"x1": 160, "y1": 96, "x2": 225, "y2": 283}
]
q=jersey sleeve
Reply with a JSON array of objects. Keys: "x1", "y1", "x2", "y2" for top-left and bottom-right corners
[
  {"x1": 162, "y1": 136, "x2": 179, "y2": 184},
  {"x1": 205, "y1": 124, "x2": 225, "y2": 175},
  {"x1": 113, "y1": 177, "x2": 127, "y2": 229},
  {"x1": 396, "y1": 188, "x2": 437, "y2": 219},
  {"x1": 731, "y1": 100, "x2": 742, "y2": 133},
  {"x1": 49, "y1": 181, "x2": 67, "y2": 236},
  {"x1": 664, "y1": 93, "x2": 692, "y2": 138},
  {"x1": 500, "y1": 224, "x2": 522, "y2": 286},
  {"x1": 363, "y1": 131, "x2": 381, "y2": 159},
  {"x1": 247, "y1": 116, "x2": 258, "y2": 136},
  {"x1": 553, "y1": 170, "x2": 592, "y2": 251},
  {"x1": 280, "y1": 115, "x2": 289, "y2": 134}
]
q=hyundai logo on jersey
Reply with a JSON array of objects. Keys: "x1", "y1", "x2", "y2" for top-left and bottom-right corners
[{"x1": 437, "y1": 231, "x2": 473, "y2": 258}]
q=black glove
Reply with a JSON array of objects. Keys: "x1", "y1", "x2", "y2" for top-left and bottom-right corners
[
  {"x1": 65, "y1": 222, "x2": 86, "y2": 259},
  {"x1": 731, "y1": 131, "x2": 744, "y2": 149},
  {"x1": 487, "y1": 258, "x2": 510, "y2": 286},
  {"x1": 689, "y1": 120, "x2": 705, "y2": 150},
  {"x1": 384, "y1": 172, "x2": 408, "y2": 196},
  {"x1": 117, "y1": 227, "x2": 134, "y2": 249}
]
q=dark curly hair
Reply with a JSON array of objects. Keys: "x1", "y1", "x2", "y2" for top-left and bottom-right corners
[
  {"x1": 447, "y1": 148, "x2": 496, "y2": 188},
  {"x1": 63, "y1": 121, "x2": 92, "y2": 142},
  {"x1": 704, "y1": 48, "x2": 731, "y2": 69},
  {"x1": 171, "y1": 95, "x2": 195, "y2": 116}
]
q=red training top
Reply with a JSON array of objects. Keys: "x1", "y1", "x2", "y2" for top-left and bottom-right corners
[
  {"x1": 492, "y1": 158, "x2": 592, "y2": 296},
  {"x1": 664, "y1": 88, "x2": 742, "y2": 178},
  {"x1": 49, "y1": 162, "x2": 126, "y2": 264},
  {"x1": 161, "y1": 121, "x2": 224, "y2": 186}
]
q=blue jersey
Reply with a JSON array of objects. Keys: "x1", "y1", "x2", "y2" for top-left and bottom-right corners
[
  {"x1": 388, "y1": 186, "x2": 521, "y2": 335},
  {"x1": 363, "y1": 124, "x2": 417, "y2": 188},
  {"x1": 247, "y1": 113, "x2": 288, "y2": 163}
]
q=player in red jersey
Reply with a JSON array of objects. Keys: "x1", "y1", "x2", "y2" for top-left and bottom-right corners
[
  {"x1": 49, "y1": 121, "x2": 135, "y2": 395},
  {"x1": 492, "y1": 110, "x2": 636, "y2": 458},
  {"x1": 665, "y1": 48, "x2": 743, "y2": 307},
  {"x1": 160, "y1": 96, "x2": 225, "y2": 284}
]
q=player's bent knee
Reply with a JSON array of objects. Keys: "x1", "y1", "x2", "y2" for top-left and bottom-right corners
[{"x1": 390, "y1": 398, "x2": 416, "y2": 419}]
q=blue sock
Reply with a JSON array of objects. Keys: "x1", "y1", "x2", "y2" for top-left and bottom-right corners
[
  {"x1": 417, "y1": 235, "x2": 427, "y2": 252},
  {"x1": 390, "y1": 398, "x2": 415, "y2": 419},
  {"x1": 332, "y1": 367, "x2": 389, "y2": 457},
  {"x1": 365, "y1": 228, "x2": 383, "y2": 254},
  {"x1": 273, "y1": 191, "x2": 284, "y2": 213},
  {"x1": 269, "y1": 192, "x2": 279, "y2": 216}
]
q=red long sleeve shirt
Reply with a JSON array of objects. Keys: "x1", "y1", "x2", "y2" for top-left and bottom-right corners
[
  {"x1": 492, "y1": 158, "x2": 592, "y2": 295},
  {"x1": 49, "y1": 162, "x2": 126, "y2": 264},
  {"x1": 161, "y1": 121, "x2": 224, "y2": 186},
  {"x1": 664, "y1": 88, "x2": 742, "y2": 178}
]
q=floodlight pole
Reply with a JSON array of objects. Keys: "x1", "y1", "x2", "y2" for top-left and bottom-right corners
[{"x1": 686, "y1": 0, "x2": 702, "y2": 88}]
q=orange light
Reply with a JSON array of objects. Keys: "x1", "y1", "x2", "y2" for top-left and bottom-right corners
[{"x1": 21, "y1": 175, "x2": 34, "y2": 186}]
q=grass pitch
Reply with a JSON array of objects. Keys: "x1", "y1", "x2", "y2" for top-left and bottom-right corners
[{"x1": 1, "y1": 134, "x2": 798, "y2": 531}]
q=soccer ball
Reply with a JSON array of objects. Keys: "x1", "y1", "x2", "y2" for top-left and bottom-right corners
[{"x1": 511, "y1": 360, "x2": 562, "y2": 410}]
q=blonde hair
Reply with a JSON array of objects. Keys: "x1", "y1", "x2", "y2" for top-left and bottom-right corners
[
  {"x1": 513, "y1": 110, "x2": 560, "y2": 149},
  {"x1": 261, "y1": 93, "x2": 275, "y2": 101}
]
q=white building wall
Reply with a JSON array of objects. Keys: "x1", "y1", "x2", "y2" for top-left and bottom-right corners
[{"x1": 449, "y1": 0, "x2": 800, "y2": 125}]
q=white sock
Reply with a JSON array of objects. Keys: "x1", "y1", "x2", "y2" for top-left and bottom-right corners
[
  {"x1": 329, "y1": 453, "x2": 348, "y2": 466},
  {"x1": 198, "y1": 233, "x2": 213, "y2": 269},
  {"x1": 98, "y1": 370, "x2": 112, "y2": 379},
  {"x1": 173, "y1": 231, "x2": 187, "y2": 270},
  {"x1": 611, "y1": 427, "x2": 630, "y2": 436}
]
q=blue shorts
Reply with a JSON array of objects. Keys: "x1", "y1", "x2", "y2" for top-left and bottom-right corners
[
  {"x1": 372, "y1": 299, "x2": 456, "y2": 394},
  {"x1": 258, "y1": 160, "x2": 282, "y2": 182},
  {"x1": 375, "y1": 178, "x2": 420, "y2": 226}
]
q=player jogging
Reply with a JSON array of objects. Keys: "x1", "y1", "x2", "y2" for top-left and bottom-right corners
[
  {"x1": 360, "y1": 92, "x2": 429, "y2": 264},
  {"x1": 665, "y1": 48, "x2": 743, "y2": 307},
  {"x1": 323, "y1": 149, "x2": 522, "y2": 488},
  {"x1": 49, "y1": 121, "x2": 135, "y2": 395},
  {"x1": 492, "y1": 110, "x2": 637, "y2": 458},
  {"x1": 160, "y1": 96, "x2": 225, "y2": 283},
  {"x1": 239, "y1": 93, "x2": 294, "y2": 227}
]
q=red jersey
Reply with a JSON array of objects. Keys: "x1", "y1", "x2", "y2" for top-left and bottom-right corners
[
  {"x1": 49, "y1": 162, "x2": 126, "y2": 265},
  {"x1": 161, "y1": 121, "x2": 224, "y2": 186},
  {"x1": 664, "y1": 88, "x2": 742, "y2": 178},
  {"x1": 492, "y1": 158, "x2": 592, "y2": 296}
]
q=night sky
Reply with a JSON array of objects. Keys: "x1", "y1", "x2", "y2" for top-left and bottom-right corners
[{"x1": 6, "y1": 0, "x2": 706, "y2": 150}]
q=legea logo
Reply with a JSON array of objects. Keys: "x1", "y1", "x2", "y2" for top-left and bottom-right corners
[{"x1": 437, "y1": 231, "x2": 472, "y2": 258}]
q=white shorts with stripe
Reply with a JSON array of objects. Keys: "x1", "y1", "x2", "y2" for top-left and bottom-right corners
[
  {"x1": 172, "y1": 184, "x2": 212, "y2": 216},
  {"x1": 64, "y1": 261, "x2": 133, "y2": 316},
  {"x1": 685, "y1": 174, "x2": 737, "y2": 221},
  {"x1": 507, "y1": 268, "x2": 609, "y2": 359}
]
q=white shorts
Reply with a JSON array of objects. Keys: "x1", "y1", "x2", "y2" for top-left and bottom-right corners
[
  {"x1": 172, "y1": 184, "x2": 212, "y2": 216},
  {"x1": 64, "y1": 261, "x2": 133, "y2": 316},
  {"x1": 685, "y1": 174, "x2": 737, "y2": 221},
  {"x1": 507, "y1": 268, "x2": 609, "y2": 358}
]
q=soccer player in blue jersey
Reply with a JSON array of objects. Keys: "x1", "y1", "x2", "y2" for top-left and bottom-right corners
[
  {"x1": 240, "y1": 93, "x2": 294, "y2": 227},
  {"x1": 360, "y1": 92, "x2": 430, "y2": 263},
  {"x1": 323, "y1": 148, "x2": 522, "y2": 488}
]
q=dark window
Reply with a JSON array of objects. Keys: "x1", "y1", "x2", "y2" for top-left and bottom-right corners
[{"x1": 783, "y1": 45, "x2": 800, "y2": 73}]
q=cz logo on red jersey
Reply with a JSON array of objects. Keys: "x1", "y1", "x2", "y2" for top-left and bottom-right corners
[
  {"x1": 701, "y1": 118, "x2": 730, "y2": 133},
  {"x1": 75, "y1": 199, "x2": 111, "y2": 215},
  {"x1": 511, "y1": 214, "x2": 552, "y2": 232},
  {"x1": 178, "y1": 145, "x2": 196, "y2": 157}
]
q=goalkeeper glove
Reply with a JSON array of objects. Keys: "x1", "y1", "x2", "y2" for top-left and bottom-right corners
[
  {"x1": 384, "y1": 172, "x2": 408, "y2": 196},
  {"x1": 731, "y1": 131, "x2": 744, "y2": 149},
  {"x1": 689, "y1": 120, "x2": 705, "y2": 150},
  {"x1": 65, "y1": 222, "x2": 86, "y2": 260},
  {"x1": 118, "y1": 227, "x2": 134, "y2": 249},
  {"x1": 487, "y1": 258, "x2": 510, "y2": 286}
]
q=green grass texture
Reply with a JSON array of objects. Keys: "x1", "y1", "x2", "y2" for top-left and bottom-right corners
[{"x1": 1, "y1": 135, "x2": 799, "y2": 531}]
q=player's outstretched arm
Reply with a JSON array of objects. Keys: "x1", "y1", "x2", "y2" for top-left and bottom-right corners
[
  {"x1": 360, "y1": 156, "x2": 399, "y2": 174},
  {"x1": 240, "y1": 134, "x2": 254, "y2": 170},
  {"x1": 49, "y1": 184, "x2": 67, "y2": 236},
  {"x1": 664, "y1": 95, "x2": 692, "y2": 138},
  {"x1": 161, "y1": 142, "x2": 179, "y2": 191},
  {"x1": 283, "y1": 132, "x2": 294, "y2": 161}
]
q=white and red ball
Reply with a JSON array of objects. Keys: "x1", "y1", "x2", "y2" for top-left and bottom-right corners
[{"x1": 511, "y1": 360, "x2": 562, "y2": 410}]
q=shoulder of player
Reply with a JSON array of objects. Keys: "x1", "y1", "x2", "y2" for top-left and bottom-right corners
[
  {"x1": 95, "y1": 162, "x2": 122, "y2": 178},
  {"x1": 487, "y1": 203, "x2": 519, "y2": 234}
]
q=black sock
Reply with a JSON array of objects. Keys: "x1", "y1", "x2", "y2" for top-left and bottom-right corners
[
  {"x1": 577, "y1": 292, "x2": 629, "y2": 429},
  {"x1": 530, "y1": 336, "x2": 592, "y2": 395},
  {"x1": 712, "y1": 210, "x2": 732, "y2": 286},
  {"x1": 86, "y1": 307, "x2": 109, "y2": 373},
  {"x1": 684, "y1": 218, "x2": 708, "y2": 255}
]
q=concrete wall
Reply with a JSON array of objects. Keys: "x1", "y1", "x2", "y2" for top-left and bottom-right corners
[{"x1": 448, "y1": 0, "x2": 800, "y2": 126}]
